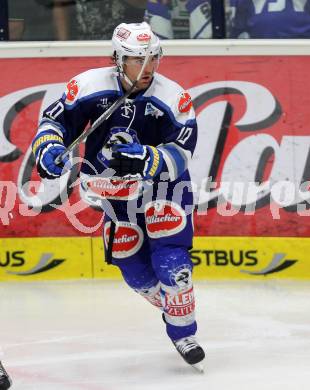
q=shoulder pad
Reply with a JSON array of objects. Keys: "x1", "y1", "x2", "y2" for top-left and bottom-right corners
[{"x1": 64, "y1": 67, "x2": 119, "y2": 106}]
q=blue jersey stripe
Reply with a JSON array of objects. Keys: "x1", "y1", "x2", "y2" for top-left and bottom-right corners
[{"x1": 160, "y1": 144, "x2": 186, "y2": 178}]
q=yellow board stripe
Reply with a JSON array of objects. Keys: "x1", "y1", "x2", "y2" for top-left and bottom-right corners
[
  {"x1": 190, "y1": 236, "x2": 310, "y2": 279},
  {"x1": 1, "y1": 236, "x2": 310, "y2": 280}
]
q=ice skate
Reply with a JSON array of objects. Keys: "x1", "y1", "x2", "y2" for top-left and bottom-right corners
[
  {"x1": 0, "y1": 361, "x2": 12, "y2": 390},
  {"x1": 173, "y1": 336, "x2": 205, "y2": 373}
]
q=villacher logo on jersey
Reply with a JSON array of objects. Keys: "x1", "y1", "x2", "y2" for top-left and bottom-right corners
[
  {"x1": 65, "y1": 79, "x2": 79, "y2": 102},
  {"x1": 146, "y1": 214, "x2": 180, "y2": 224},
  {"x1": 104, "y1": 221, "x2": 144, "y2": 259},
  {"x1": 145, "y1": 201, "x2": 186, "y2": 238},
  {"x1": 178, "y1": 91, "x2": 192, "y2": 113},
  {"x1": 85, "y1": 177, "x2": 141, "y2": 200}
]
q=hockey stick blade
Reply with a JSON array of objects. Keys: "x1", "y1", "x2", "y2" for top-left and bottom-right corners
[{"x1": 191, "y1": 362, "x2": 204, "y2": 374}]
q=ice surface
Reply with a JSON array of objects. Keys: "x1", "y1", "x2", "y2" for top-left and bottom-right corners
[{"x1": 1, "y1": 280, "x2": 310, "y2": 390}]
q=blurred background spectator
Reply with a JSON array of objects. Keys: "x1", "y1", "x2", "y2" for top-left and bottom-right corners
[
  {"x1": 61, "y1": 0, "x2": 147, "y2": 40},
  {"x1": 7, "y1": 0, "x2": 147, "y2": 41},
  {"x1": 145, "y1": 0, "x2": 212, "y2": 39},
  {"x1": 8, "y1": 0, "x2": 70, "y2": 40},
  {"x1": 7, "y1": 0, "x2": 310, "y2": 41},
  {"x1": 227, "y1": 0, "x2": 310, "y2": 38},
  {"x1": 6, "y1": 0, "x2": 225, "y2": 41}
]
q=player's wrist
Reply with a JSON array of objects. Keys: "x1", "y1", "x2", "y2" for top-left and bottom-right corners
[
  {"x1": 144, "y1": 145, "x2": 163, "y2": 180},
  {"x1": 32, "y1": 130, "x2": 64, "y2": 158}
]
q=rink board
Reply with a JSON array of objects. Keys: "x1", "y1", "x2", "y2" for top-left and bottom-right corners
[
  {"x1": 1, "y1": 54, "x2": 310, "y2": 240},
  {"x1": 0, "y1": 236, "x2": 309, "y2": 281},
  {"x1": 0, "y1": 237, "x2": 92, "y2": 281}
]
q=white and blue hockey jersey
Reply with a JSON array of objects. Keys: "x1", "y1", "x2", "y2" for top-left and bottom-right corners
[{"x1": 37, "y1": 67, "x2": 197, "y2": 183}]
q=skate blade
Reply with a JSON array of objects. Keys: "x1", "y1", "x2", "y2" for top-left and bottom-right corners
[{"x1": 191, "y1": 362, "x2": 204, "y2": 373}]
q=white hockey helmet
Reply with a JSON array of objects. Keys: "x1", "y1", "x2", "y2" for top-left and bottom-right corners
[{"x1": 112, "y1": 22, "x2": 162, "y2": 71}]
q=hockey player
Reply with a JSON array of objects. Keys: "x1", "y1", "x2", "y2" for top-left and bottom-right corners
[
  {"x1": 0, "y1": 361, "x2": 11, "y2": 390},
  {"x1": 31, "y1": 22, "x2": 205, "y2": 370}
]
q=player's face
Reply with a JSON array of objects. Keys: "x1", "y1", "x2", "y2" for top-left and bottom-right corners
[{"x1": 123, "y1": 55, "x2": 160, "y2": 90}]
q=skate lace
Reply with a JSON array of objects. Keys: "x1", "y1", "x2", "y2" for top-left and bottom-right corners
[{"x1": 175, "y1": 336, "x2": 198, "y2": 355}]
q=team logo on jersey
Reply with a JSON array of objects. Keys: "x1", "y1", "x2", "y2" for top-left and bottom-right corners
[
  {"x1": 145, "y1": 102, "x2": 164, "y2": 118},
  {"x1": 116, "y1": 27, "x2": 131, "y2": 41},
  {"x1": 104, "y1": 221, "x2": 143, "y2": 259},
  {"x1": 85, "y1": 177, "x2": 141, "y2": 200},
  {"x1": 145, "y1": 200, "x2": 186, "y2": 238},
  {"x1": 137, "y1": 33, "x2": 151, "y2": 42},
  {"x1": 178, "y1": 91, "x2": 192, "y2": 113},
  {"x1": 65, "y1": 79, "x2": 79, "y2": 103},
  {"x1": 97, "y1": 127, "x2": 140, "y2": 168},
  {"x1": 121, "y1": 100, "x2": 135, "y2": 119},
  {"x1": 170, "y1": 265, "x2": 192, "y2": 288}
]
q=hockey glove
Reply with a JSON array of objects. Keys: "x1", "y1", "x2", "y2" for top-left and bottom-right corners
[
  {"x1": 110, "y1": 143, "x2": 163, "y2": 180},
  {"x1": 32, "y1": 131, "x2": 70, "y2": 179}
]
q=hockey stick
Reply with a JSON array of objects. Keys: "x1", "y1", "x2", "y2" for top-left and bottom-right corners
[
  {"x1": 106, "y1": 220, "x2": 116, "y2": 265},
  {"x1": 54, "y1": 41, "x2": 152, "y2": 166}
]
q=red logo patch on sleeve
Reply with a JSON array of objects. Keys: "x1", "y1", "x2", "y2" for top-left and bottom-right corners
[
  {"x1": 66, "y1": 79, "x2": 79, "y2": 102},
  {"x1": 178, "y1": 91, "x2": 193, "y2": 113}
]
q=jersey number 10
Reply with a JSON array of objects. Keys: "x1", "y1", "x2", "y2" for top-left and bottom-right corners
[{"x1": 176, "y1": 126, "x2": 193, "y2": 145}]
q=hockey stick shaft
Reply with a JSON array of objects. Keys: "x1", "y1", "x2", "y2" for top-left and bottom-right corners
[
  {"x1": 54, "y1": 84, "x2": 136, "y2": 164},
  {"x1": 55, "y1": 42, "x2": 152, "y2": 165}
]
